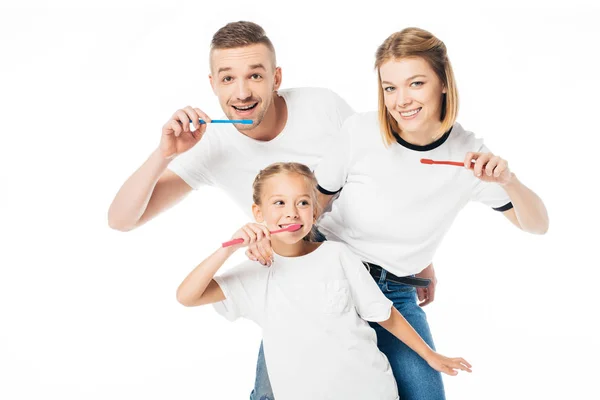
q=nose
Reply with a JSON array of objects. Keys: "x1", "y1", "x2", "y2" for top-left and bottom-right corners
[
  {"x1": 285, "y1": 203, "x2": 299, "y2": 219},
  {"x1": 395, "y1": 88, "x2": 411, "y2": 109},
  {"x1": 236, "y1": 80, "x2": 252, "y2": 101}
]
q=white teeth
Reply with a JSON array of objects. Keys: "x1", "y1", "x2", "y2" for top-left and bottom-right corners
[
  {"x1": 400, "y1": 108, "x2": 421, "y2": 117},
  {"x1": 234, "y1": 103, "x2": 256, "y2": 110}
]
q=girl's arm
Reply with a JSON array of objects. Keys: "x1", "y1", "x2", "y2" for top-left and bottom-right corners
[
  {"x1": 378, "y1": 307, "x2": 472, "y2": 376},
  {"x1": 177, "y1": 223, "x2": 271, "y2": 307},
  {"x1": 176, "y1": 247, "x2": 235, "y2": 307}
]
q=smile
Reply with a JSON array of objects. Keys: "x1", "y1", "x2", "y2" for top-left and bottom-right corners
[
  {"x1": 400, "y1": 107, "x2": 421, "y2": 117},
  {"x1": 279, "y1": 224, "x2": 303, "y2": 229},
  {"x1": 232, "y1": 103, "x2": 258, "y2": 111}
]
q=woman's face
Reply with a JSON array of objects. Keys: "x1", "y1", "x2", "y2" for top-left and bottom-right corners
[{"x1": 379, "y1": 57, "x2": 446, "y2": 137}]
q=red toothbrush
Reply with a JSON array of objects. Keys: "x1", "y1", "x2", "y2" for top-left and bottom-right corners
[
  {"x1": 221, "y1": 224, "x2": 303, "y2": 248},
  {"x1": 420, "y1": 158, "x2": 473, "y2": 168}
]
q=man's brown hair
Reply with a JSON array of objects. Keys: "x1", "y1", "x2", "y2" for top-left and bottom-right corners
[{"x1": 210, "y1": 21, "x2": 276, "y2": 67}]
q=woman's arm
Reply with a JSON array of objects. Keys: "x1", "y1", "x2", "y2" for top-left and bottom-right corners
[
  {"x1": 500, "y1": 174, "x2": 549, "y2": 234},
  {"x1": 316, "y1": 191, "x2": 335, "y2": 218},
  {"x1": 465, "y1": 152, "x2": 549, "y2": 234},
  {"x1": 378, "y1": 307, "x2": 472, "y2": 376}
]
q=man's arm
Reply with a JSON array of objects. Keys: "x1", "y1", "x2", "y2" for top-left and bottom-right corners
[
  {"x1": 107, "y1": 149, "x2": 192, "y2": 231},
  {"x1": 108, "y1": 106, "x2": 210, "y2": 231}
]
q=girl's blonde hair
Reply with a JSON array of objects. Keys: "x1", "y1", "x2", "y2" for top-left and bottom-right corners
[
  {"x1": 252, "y1": 162, "x2": 321, "y2": 241},
  {"x1": 375, "y1": 27, "x2": 459, "y2": 146}
]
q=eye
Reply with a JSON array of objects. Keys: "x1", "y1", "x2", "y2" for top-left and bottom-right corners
[
  {"x1": 251, "y1": 74, "x2": 262, "y2": 80},
  {"x1": 222, "y1": 76, "x2": 233, "y2": 83},
  {"x1": 299, "y1": 200, "x2": 310, "y2": 206},
  {"x1": 274, "y1": 200, "x2": 284, "y2": 206},
  {"x1": 384, "y1": 86, "x2": 395, "y2": 93},
  {"x1": 410, "y1": 81, "x2": 424, "y2": 87}
]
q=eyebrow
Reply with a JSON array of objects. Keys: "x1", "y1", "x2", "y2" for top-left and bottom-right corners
[
  {"x1": 217, "y1": 64, "x2": 267, "y2": 75},
  {"x1": 249, "y1": 63, "x2": 266, "y2": 71},
  {"x1": 268, "y1": 194, "x2": 311, "y2": 200},
  {"x1": 381, "y1": 74, "x2": 428, "y2": 85}
]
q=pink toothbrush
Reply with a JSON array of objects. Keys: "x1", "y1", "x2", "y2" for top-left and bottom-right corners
[
  {"x1": 420, "y1": 158, "x2": 474, "y2": 168},
  {"x1": 221, "y1": 224, "x2": 303, "y2": 248}
]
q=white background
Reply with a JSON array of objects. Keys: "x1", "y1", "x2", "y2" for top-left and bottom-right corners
[{"x1": 1, "y1": 0, "x2": 599, "y2": 399}]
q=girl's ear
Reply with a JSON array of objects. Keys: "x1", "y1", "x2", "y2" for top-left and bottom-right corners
[{"x1": 252, "y1": 203, "x2": 264, "y2": 222}]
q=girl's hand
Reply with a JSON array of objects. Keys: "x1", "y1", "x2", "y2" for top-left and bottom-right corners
[
  {"x1": 229, "y1": 223, "x2": 271, "y2": 251},
  {"x1": 427, "y1": 352, "x2": 472, "y2": 376},
  {"x1": 464, "y1": 152, "x2": 514, "y2": 186}
]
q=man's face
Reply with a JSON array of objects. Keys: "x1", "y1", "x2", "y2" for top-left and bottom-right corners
[{"x1": 210, "y1": 44, "x2": 281, "y2": 130}]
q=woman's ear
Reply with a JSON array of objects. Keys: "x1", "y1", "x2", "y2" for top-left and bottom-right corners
[{"x1": 252, "y1": 204, "x2": 264, "y2": 222}]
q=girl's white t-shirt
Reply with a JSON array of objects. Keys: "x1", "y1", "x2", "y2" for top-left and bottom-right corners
[{"x1": 213, "y1": 241, "x2": 398, "y2": 400}]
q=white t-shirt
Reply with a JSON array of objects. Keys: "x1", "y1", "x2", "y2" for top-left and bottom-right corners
[
  {"x1": 315, "y1": 112, "x2": 513, "y2": 277},
  {"x1": 213, "y1": 241, "x2": 398, "y2": 400},
  {"x1": 168, "y1": 87, "x2": 354, "y2": 217}
]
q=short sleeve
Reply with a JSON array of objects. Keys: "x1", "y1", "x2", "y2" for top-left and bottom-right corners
[
  {"x1": 314, "y1": 116, "x2": 354, "y2": 195},
  {"x1": 328, "y1": 89, "x2": 355, "y2": 128},
  {"x1": 470, "y1": 144, "x2": 514, "y2": 211},
  {"x1": 338, "y1": 245, "x2": 392, "y2": 322},
  {"x1": 167, "y1": 137, "x2": 214, "y2": 189},
  {"x1": 212, "y1": 261, "x2": 267, "y2": 324}
]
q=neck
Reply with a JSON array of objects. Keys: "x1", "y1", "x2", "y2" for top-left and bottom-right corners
[
  {"x1": 242, "y1": 93, "x2": 287, "y2": 141},
  {"x1": 272, "y1": 239, "x2": 318, "y2": 257},
  {"x1": 398, "y1": 120, "x2": 443, "y2": 146}
]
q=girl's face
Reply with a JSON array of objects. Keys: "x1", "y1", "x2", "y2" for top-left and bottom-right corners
[
  {"x1": 252, "y1": 173, "x2": 315, "y2": 244},
  {"x1": 379, "y1": 57, "x2": 446, "y2": 137}
]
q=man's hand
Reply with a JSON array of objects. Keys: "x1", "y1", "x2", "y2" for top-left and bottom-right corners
[{"x1": 160, "y1": 106, "x2": 211, "y2": 160}]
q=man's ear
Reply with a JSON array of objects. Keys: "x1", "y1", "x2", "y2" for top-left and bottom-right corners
[
  {"x1": 209, "y1": 74, "x2": 217, "y2": 95},
  {"x1": 273, "y1": 66, "x2": 282, "y2": 91},
  {"x1": 252, "y1": 204, "x2": 264, "y2": 222}
]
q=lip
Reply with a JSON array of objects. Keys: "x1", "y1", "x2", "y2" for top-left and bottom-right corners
[
  {"x1": 278, "y1": 223, "x2": 303, "y2": 231},
  {"x1": 231, "y1": 102, "x2": 258, "y2": 116},
  {"x1": 398, "y1": 107, "x2": 422, "y2": 120}
]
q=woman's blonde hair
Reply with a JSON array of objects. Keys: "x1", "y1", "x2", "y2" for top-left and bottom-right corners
[
  {"x1": 252, "y1": 162, "x2": 321, "y2": 241},
  {"x1": 375, "y1": 27, "x2": 459, "y2": 146}
]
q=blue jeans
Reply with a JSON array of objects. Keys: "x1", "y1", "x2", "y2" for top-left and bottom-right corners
[{"x1": 249, "y1": 268, "x2": 445, "y2": 400}]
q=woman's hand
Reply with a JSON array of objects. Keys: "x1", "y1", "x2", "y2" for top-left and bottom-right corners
[
  {"x1": 415, "y1": 263, "x2": 437, "y2": 307},
  {"x1": 464, "y1": 152, "x2": 514, "y2": 186},
  {"x1": 245, "y1": 237, "x2": 274, "y2": 267}
]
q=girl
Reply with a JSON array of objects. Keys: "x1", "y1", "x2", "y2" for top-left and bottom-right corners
[
  {"x1": 176, "y1": 162, "x2": 471, "y2": 400},
  {"x1": 312, "y1": 28, "x2": 549, "y2": 400}
]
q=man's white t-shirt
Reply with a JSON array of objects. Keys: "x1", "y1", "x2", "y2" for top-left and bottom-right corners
[
  {"x1": 168, "y1": 87, "x2": 354, "y2": 217},
  {"x1": 315, "y1": 112, "x2": 513, "y2": 277},
  {"x1": 213, "y1": 241, "x2": 399, "y2": 400}
]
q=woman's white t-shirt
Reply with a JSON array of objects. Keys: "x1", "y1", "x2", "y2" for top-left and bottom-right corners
[{"x1": 315, "y1": 112, "x2": 512, "y2": 277}]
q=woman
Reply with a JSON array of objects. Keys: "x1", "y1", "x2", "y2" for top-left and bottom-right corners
[{"x1": 312, "y1": 27, "x2": 548, "y2": 400}]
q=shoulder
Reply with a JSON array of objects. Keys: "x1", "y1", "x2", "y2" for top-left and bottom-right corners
[
  {"x1": 340, "y1": 111, "x2": 382, "y2": 145},
  {"x1": 319, "y1": 240, "x2": 357, "y2": 260},
  {"x1": 447, "y1": 122, "x2": 485, "y2": 151},
  {"x1": 343, "y1": 111, "x2": 378, "y2": 129},
  {"x1": 280, "y1": 87, "x2": 348, "y2": 109},
  {"x1": 220, "y1": 259, "x2": 268, "y2": 279}
]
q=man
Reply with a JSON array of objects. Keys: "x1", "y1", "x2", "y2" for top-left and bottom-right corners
[{"x1": 108, "y1": 21, "x2": 355, "y2": 399}]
